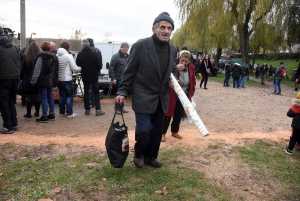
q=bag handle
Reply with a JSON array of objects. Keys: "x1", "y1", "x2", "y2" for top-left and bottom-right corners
[{"x1": 112, "y1": 102, "x2": 125, "y2": 125}]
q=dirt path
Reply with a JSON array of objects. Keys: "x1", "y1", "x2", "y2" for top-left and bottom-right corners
[{"x1": 1, "y1": 79, "x2": 295, "y2": 148}]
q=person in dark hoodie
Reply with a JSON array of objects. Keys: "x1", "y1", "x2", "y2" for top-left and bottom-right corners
[
  {"x1": 109, "y1": 42, "x2": 130, "y2": 114},
  {"x1": 231, "y1": 63, "x2": 242, "y2": 89},
  {"x1": 284, "y1": 92, "x2": 300, "y2": 154},
  {"x1": 30, "y1": 41, "x2": 59, "y2": 123},
  {"x1": 0, "y1": 26, "x2": 20, "y2": 134}
]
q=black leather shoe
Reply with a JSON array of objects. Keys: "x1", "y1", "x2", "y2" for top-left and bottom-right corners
[
  {"x1": 145, "y1": 158, "x2": 163, "y2": 168},
  {"x1": 134, "y1": 154, "x2": 144, "y2": 168}
]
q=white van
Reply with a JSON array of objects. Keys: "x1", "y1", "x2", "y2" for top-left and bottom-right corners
[{"x1": 95, "y1": 41, "x2": 132, "y2": 89}]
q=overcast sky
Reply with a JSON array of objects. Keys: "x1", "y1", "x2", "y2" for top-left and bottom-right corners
[{"x1": 1, "y1": 0, "x2": 181, "y2": 43}]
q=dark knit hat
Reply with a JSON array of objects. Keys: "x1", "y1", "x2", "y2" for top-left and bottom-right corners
[
  {"x1": 87, "y1": 38, "x2": 94, "y2": 45},
  {"x1": 81, "y1": 39, "x2": 90, "y2": 47},
  {"x1": 120, "y1": 42, "x2": 129, "y2": 48},
  {"x1": 153, "y1": 12, "x2": 174, "y2": 30},
  {"x1": 0, "y1": 26, "x2": 4, "y2": 36}
]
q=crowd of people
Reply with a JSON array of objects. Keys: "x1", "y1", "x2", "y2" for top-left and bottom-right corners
[{"x1": 0, "y1": 11, "x2": 298, "y2": 168}]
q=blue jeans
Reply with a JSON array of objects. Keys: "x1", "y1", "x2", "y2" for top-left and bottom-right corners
[
  {"x1": 274, "y1": 79, "x2": 281, "y2": 93},
  {"x1": 240, "y1": 76, "x2": 248, "y2": 87},
  {"x1": 58, "y1": 81, "x2": 74, "y2": 115},
  {"x1": 224, "y1": 73, "x2": 230, "y2": 86},
  {"x1": 233, "y1": 78, "x2": 240, "y2": 88},
  {"x1": 134, "y1": 103, "x2": 164, "y2": 159},
  {"x1": 39, "y1": 87, "x2": 55, "y2": 116}
]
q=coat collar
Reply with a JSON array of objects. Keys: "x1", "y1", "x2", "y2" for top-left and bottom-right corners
[{"x1": 147, "y1": 37, "x2": 173, "y2": 81}]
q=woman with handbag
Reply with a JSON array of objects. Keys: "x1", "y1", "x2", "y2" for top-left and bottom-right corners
[
  {"x1": 20, "y1": 41, "x2": 41, "y2": 118},
  {"x1": 198, "y1": 54, "x2": 213, "y2": 90},
  {"x1": 161, "y1": 50, "x2": 196, "y2": 142}
]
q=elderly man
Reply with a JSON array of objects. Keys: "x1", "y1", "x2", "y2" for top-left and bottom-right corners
[
  {"x1": 0, "y1": 26, "x2": 20, "y2": 134},
  {"x1": 50, "y1": 42, "x2": 57, "y2": 54},
  {"x1": 76, "y1": 39, "x2": 104, "y2": 116},
  {"x1": 115, "y1": 12, "x2": 180, "y2": 168},
  {"x1": 109, "y1": 42, "x2": 130, "y2": 114}
]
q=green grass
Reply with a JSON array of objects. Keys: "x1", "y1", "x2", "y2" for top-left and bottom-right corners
[
  {"x1": 1, "y1": 142, "x2": 299, "y2": 200},
  {"x1": 254, "y1": 59, "x2": 299, "y2": 87},
  {"x1": 237, "y1": 140, "x2": 300, "y2": 200},
  {"x1": 208, "y1": 72, "x2": 262, "y2": 87},
  {"x1": 0, "y1": 146, "x2": 230, "y2": 200}
]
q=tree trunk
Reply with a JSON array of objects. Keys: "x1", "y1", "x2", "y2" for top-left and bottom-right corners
[
  {"x1": 215, "y1": 47, "x2": 222, "y2": 69},
  {"x1": 238, "y1": 25, "x2": 250, "y2": 63}
]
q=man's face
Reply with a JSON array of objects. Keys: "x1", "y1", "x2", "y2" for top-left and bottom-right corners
[
  {"x1": 120, "y1": 46, "x2": 129, "y2": 54},
  {"x1": 50, "y1": 42, "x2": 56, "y2": 53},
  {"x1": 152, "y1": 21, "x2": 173, "y2": 42}
]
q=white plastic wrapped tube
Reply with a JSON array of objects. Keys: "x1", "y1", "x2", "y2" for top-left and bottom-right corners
[{"x1": 170, "y1": 73, "x2": 209, "y2": 137}]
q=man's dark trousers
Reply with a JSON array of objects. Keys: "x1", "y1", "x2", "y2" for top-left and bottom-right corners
[
  {"x1": 0, "y1": 78, "x2": 19, "y2": 130},
  {"x1": 134, "y1": 103, "x2": 164, "y2": 159},
  {"x1": 83, "y1": 81, "x2": 100, "y2": 110}
]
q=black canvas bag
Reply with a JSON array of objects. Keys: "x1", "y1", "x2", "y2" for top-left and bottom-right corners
[{"x1": 105, "y1": 104, "x2": 129, "y2": 168}]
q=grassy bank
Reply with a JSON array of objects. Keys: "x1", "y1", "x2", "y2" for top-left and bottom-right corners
[{"x1": 0, "y1": 141, "x2": 299, "y2": 200}]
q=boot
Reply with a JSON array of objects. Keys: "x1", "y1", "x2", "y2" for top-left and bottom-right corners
[
  {"x1": 34, "y1": 101, "x2": 40, "y2": 117},
  {"x1": 25, "y1": 102, "x2": 32, "y2": 118}
]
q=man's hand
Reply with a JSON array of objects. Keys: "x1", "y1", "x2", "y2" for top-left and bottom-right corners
[
  {"x1": 111, "y1": 79, "x2": 117, "y2": 84},
  {"x1": 115, "y1": 95, "x2": 125, "y2": 105}
]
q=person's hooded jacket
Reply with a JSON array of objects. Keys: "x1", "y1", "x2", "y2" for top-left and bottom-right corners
[
  {"x1": 0, "y1": 34, "x2": 20, "y2": 80},
  {"x1": 287, "y1": 98, "x2": 300, "y2": 129},
  {"x1": 231, "y1": 63, "x2": 242, "y2": 79},
  {"x1": 57, "y1": 48, "x2": 81, "y2": 82}
]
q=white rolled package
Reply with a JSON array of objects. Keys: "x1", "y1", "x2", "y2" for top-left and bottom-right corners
[{"x1": 170, "y1": 73, "x2": 209, "y2": 137}]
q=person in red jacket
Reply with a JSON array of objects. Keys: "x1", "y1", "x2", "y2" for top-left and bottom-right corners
[
  {"x1": 285, "y1": 92, "x2": 300, "y2": 154},
  {"x1": 162, "y1": 50, "x2": 196, "y2": 142}
]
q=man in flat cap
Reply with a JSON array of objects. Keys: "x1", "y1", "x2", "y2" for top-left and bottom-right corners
[
  {"x1": 115, "y1": 12, "x2": 180, "y2": 168},
  {"x1": 109, "y1": 42, "x2": 130, "y2": 114}
]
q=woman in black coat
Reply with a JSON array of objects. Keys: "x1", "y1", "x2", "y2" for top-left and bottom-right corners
[
  {"x1": 20, "y1": 41, "x2": 41, "y2": 118},
  {"x1": 198, "y1": 54, "x2": 213, "y2": 89}
]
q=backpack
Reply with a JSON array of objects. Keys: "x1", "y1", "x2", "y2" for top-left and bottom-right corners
[{"x1": 280, "y1": 68, "x2": 286, "y2": 77}]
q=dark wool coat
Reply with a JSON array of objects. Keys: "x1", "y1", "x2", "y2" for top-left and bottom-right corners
[
  {"x1": 34, "y1": 52, "x2": 59, "y2": 88},
  {"x1": 287, "y1": 98, "x2": 300, "y2": 129},
  {"x1": 76, "y1": 47, "x2": 102, "y2": 82},
  {"x1": 20, "y1": 59, "x2": 39, "y2": 93},
  {"x1": 117, "y1": 37, "x2": 177, "y2": 114},
  {"x1": 165, "y1": 62, "x2": 196, "y2": 117},
  {"x1": 198, "y1": 59, "x2": 213, "y2": 74}
]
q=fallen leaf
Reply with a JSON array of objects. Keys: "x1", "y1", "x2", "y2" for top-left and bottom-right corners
[
  {"x1": 101, "y1": 178, "x2": 107, "y2": 181},
  {"x1": 84, "y1": 163, "x2": 99, "y2": 169},
  {"x1": 0, "y1": 173, "x2": 3, "y2": 177},
  {"x1": 135, "y1": 184, "x2": 144, "y2": 188},
  {"x1": 38, "y1": 199, "x2": 53, "y2": 201},
  {"x1": 155, "y1": 187, "x2": 168, "y2": 195},
  {"x1": 51, "y1": 187, "x2": 61, "y2": 194},
  {"x1": 35, "y1": 157, "x2": 41, "y2": 161},
  {"x1": 70, "y1": 165, "x2": 76, "y2": 168}
]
